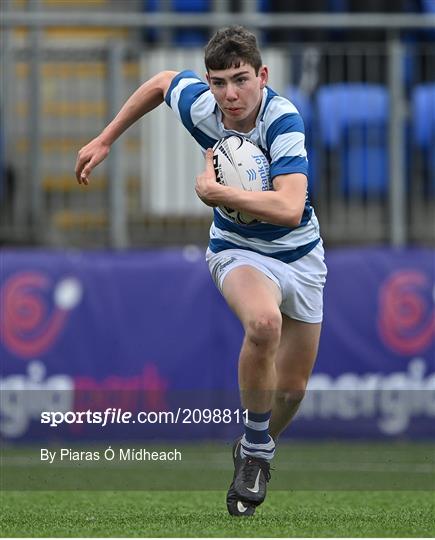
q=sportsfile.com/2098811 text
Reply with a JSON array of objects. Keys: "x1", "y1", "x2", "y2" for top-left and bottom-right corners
[{"x1": 40, "y1": 408, "x2": 248, "y2": 428}]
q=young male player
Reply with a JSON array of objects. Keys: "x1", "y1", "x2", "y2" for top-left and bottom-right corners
[{"x1": 75, "y1": 25, "x2": 327, "y2": 517}]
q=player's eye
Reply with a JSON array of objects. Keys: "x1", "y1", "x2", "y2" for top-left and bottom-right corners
[{"x1": 236, "y1": 78, "x2": 247, "y2": 85}]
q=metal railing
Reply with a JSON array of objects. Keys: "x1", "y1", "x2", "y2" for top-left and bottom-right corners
[{"x1": 1, "y1": 7, "x2": 434, "y2": 248}]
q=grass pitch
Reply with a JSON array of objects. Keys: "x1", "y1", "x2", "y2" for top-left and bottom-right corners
[
  {"x1": 1, "y1": 441, "x2": 434, "y2": 537},
  {"x1": 1, "y1": 490, "x2": 434, "y2": 537}
]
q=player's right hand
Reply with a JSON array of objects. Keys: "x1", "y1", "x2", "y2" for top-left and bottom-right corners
[{"x1": 75, "y1": 136, "x2": 111, "y2": 185}]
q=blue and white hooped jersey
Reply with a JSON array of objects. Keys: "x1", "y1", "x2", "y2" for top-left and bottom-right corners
[{"x1": 165, "y1": 70, "x2": 320, "y2": 263}]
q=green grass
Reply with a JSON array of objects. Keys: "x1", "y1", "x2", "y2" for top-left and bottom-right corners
[
  {"x1": 2, "y1": 441, "x2": 434, "y2": 490},
  {"x1": 1, "y1": 490, "x2": 434, "y2": 537},
  {"x1": 1, "y1": 441, "x2": 434, "y2": 537}
]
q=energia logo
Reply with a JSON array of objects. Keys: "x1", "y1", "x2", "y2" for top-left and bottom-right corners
[
  {"x1": 378, "y1": 270, "x2": 435, "y2": 356},
  {"x1": 0, "y1": 272, "x2": 83, "y2": 359},
  {"x1": 0, "y1": 361, "x2": 169, "y2": 438}
]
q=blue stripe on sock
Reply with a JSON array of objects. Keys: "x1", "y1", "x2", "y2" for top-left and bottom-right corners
[
  {"x1": 244, "y1": 409, "x2": 272, "y2": 446},
  {"x1": 247, "y1": 410, "x2": 271, "y2": 423}
]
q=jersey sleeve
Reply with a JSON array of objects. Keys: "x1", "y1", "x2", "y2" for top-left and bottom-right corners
[
  {"x1": 264, "y1": 97, "x2": 309, "y2": 179},
  {"x1": 164, "y1": 70, "x2": 210, "y2": 133}
]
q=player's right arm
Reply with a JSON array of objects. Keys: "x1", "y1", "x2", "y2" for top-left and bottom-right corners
[{"x1": 75, "y1": 70, "x2": 178, "y2": 185}]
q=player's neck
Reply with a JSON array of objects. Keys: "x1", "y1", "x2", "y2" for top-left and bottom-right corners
[{"x1": 223, "y1": 117, "x2": 255, "y2": 133}]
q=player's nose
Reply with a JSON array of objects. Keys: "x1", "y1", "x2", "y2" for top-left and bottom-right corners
[{"x1": 225, "y1": 84, "x2": 238, "y2": 101}]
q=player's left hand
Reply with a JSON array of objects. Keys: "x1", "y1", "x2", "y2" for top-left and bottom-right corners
[{"x1": 195, "y1": 148, "x2": 223, "y2": 207}]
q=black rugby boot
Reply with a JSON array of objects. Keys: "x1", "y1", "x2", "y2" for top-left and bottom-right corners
[{"x1": 226, "y1": 438, "x2": 256, "y2": 516}]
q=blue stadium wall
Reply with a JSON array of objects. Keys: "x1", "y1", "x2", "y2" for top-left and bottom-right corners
[{"x1": 0, "y1": 247, "x2": 434, "y2": 441}]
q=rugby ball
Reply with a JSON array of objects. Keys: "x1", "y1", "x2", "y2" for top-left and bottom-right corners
[{"x1": 213, "y1": 135, "x2": 271, "y2": 225}]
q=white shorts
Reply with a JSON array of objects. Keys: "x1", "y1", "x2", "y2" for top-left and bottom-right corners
[{"x1": 206, "y1": 241, "x2": 327, "y2": 323}]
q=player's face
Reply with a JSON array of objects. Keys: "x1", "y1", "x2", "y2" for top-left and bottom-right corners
[{"x1": 207, "y1": 63, "x2": 268, "y2": 131}]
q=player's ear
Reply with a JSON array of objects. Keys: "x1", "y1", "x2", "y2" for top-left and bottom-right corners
[
  {"x1": 206, "y1": 71, "x2": 211, "y2": 85},
  {"x1": 258, "y1": 65, "x2": 268, "y2": 89}
]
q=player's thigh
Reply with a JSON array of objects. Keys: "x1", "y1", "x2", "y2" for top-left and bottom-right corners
[
  {"x1": 222, "y1": 265, "x2": 282, "y2": 330},
  {"x1": 275, "y1": 314, "x2": 322, "y2": 392}
]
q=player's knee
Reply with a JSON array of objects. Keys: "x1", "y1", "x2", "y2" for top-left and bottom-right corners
[
  {"x1": 246, "y1": 311, "x2": 281, "y2": 348},
  {"x1": 277, "y1": 380, "x2": 308, "y2": 404}
]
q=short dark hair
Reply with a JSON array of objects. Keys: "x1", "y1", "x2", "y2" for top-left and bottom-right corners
[{"x1": 204, "y1": 26, "x2": 262, "y2": 74}]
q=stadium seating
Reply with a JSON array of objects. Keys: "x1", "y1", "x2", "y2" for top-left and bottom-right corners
[
  {"x1": 316, "y1": 83, "x2": 389, "y2": 197},
  {"x1": 286, "y1": 86, "x2": 313, "y2": 126},
  {"x1": 422, "y1": 0, "x2": 435, "y2": 13},
  {"x1": 143, "y1": 0, "x2": 210, "y2": 45},
  {"x1": 260, "y1": 0, "x2": 349, "y2": 12},
  {"x1": 412, "y1": 83, "x2": 435, "y2": 149},
  {"x1": 412, "y1": 83, "x2": 435, "y2": 194},
  {"x1": 422, "y1": 0, "x2": 435, "y2": 40},
  {"x1": 172, "y1": 0, "x2": 210, "y2": 45}
]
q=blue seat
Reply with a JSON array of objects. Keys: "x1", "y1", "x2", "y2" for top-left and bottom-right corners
[
  {"x1": 422, "y1": 0, "x2": 435, "y2": 13},
  {"x1": 412, "y1": 83, "x2": 435, "y2": 194},
  {"x1": 258, "y1": 0, "x2": 270, "y2": 10},
  {"x1": 173, "y1": 0, "x2": 210, "y2": 46},
  {"x1": 413, "y1": 83, "x2": 435, "y2": 149},
  {"x1": 328, "y1": 0, "x2": 348, "y2": 11},
  {"x1": 286, "y1": 86, "x2": 313, "y2": 126},
  {"x1": 316, "y1": 83, "x2": 389, "y2": 197},
  {"x1": 143, "y1": 0, "x2": 210, "y2": 45},
  {"x1": 172, "y1": 0, "x2": 210, "y2": 10},
  {"x1": 421, "y1": 0, "x2": 435, "y2": 40},
  {"x1": 173, "y1": 29, "x2": 208, "y2": 46},
  {"x1": 259, "y1": 0, "x2": 348, "y2": 12},
  {"x1": 144, "y1": 0, "x2": 210, "y2": 11}
]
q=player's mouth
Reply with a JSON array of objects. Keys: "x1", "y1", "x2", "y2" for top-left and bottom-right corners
[{"x1": 226, "y1": 107, "x2": 242, "y2": 114}]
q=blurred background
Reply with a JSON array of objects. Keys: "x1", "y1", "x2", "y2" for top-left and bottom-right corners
[
  {"x1": 1, "y1": 0, "x2": 434, "y2": 247},
  {"x1": 0, "y1": 1, "x2": 434, "y2": 485}
]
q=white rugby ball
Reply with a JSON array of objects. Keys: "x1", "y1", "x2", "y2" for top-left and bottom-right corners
[{"x1": 213, "y1": 135, "x2": 271, "y2": 225}]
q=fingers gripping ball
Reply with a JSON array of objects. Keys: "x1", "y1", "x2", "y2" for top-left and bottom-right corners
[{"x1": 212, "y1": 136, "x2": 271, "y2": 225}]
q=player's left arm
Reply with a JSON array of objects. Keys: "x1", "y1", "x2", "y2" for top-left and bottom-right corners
[{"x1": 195, "y1": 150, "x2": 307, "y2": 227}]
